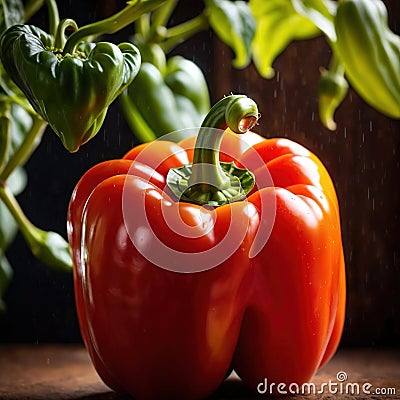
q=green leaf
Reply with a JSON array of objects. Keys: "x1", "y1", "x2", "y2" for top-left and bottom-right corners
[
  {"x1": 0, "y1": 60, "x2": 27, "y2": 96},
  {"x1": 0, "y1": 199, "x2": 14, "y2": 304},
  {"x1": 206, "y1": 0, "x2": 255, "y2": 68},
  {"x1": 0, "y1": 96, "x2": 70, "y2": 276},
  {"x1": 291, "y1": 0, "x2": 336, "y2": 42},
  {"x1": 0, "y1": 104, "x2": 10, "y2": 171},
  {"x1": 0, "y1": 168, "x2": 26, "y2": 312},
  {"x1": 318, "y1": 65, "x2": 348, "y2": 130},
  {"x1": 8, "y1": 103, "x2": 36, "y2": 160},
  {"x1": 29, "y1": 229, "x2": 72, "y2": 272},
  {"x1": 334, "y1": 0, "x2": 400, "y2": 119},
  {"x1": 0, "y1": 168, "x2": 26, "y2": 250},
  {"x1": 0, "y1": 169, "x2": 26, "y2": 250},
  {"x1": 0, "y1": 99, "x2": 31, "y2": 310},
  {"x1": 0, "y1": 99, "x2": 36, "y2": 185},
  {"x1": 0, "y1": 102, "x2": 29, "y2": 265},
  {"x1": 0, "y1": 253, "x2": 13, "y2": 312},
  {"x1": 6, "y1": 165, "x2": 26, "y2": 195},
  {"x1": 250, "y1": 0, "x2": 320, "y2": 78},
  {"x1": 0, "y1": 0, "x2": 24, "y2": 34},
  {"x1": 0, "y1": 189, "x2": 17, "y2": 251}
]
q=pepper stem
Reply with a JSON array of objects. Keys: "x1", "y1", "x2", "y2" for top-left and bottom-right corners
[
  {"x1": 24, "y1": 0, "x2": 45, "y2": 23},
  {"x1": 167, "y1": 95, "x2": 258, "y2": 207},
  {"x1": 161, "y1": 13, "x2": 209, "y2": 53},
  {"x1": 62, "y1": 0, "x2": 165, "y2": 55},
  {"x1": 0, "y1": 182, "x2": 72, "y2": 272},
  {"x1": 55, "y1": 19, "x2": 79, "y2": 51},
  {"x1": 0, "y1": 103, "x2": 11, "y2": 174},
  {"x1": 45, "y1": 0, "x2": 60, "y2": 38},
  {"x1": 148, "y1": 0, "x2": 178, "y2": 40},
  {"x1": 0, "y1": 115, "x2": 47, "y2": 182}
]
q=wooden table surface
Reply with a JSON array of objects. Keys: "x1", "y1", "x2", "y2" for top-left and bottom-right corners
[{"x1": 0, "y1": 344, "x2": 399, "y2": 399}]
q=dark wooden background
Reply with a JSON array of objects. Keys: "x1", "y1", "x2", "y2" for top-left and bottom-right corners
[{"x1": 0, "y1": 0, "x2": 399, "y2": 347}]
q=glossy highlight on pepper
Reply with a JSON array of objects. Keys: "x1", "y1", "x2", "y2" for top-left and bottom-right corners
[{"x1": 68, "y1": 95, "x2": 346, "y2": 400}]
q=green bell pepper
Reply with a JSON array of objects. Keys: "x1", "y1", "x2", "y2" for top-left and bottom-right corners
[
  {"x1": 0, "y1": 24, "x2": 141, "y2": 152},
  {"x1": 120, "y1": 42, "x2": 210, "y2": 143}
]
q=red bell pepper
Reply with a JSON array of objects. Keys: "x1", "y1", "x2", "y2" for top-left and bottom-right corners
[{"x1": 68, "y1": 95, "x2": 345, "y2": 399}]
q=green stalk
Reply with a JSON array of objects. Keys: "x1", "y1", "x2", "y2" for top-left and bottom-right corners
[
  {"x1": 1, "y1": 97, "x2": 36, "y2": 116},
  {"x1": 151, "y1": 0, "x2": 178, "y2": 28},
  {"x1": 0, "y1": 104, "x2": 11, "y2": 174},
  {"x1": 119, "y1": 91, "x2": 157, "y2": 142},
  {"x1": 190, "y1": 95, "x2": 258, "y2": 186},
  {"x1": 161, "y1": 13, "x2": 209, "y2": 53},
  {"x1": 0, "y1": 116, "x2": 47, "y2": 182},
  {"x1": 0, "y1": 182, "x2": 41, "y2": 248},
  {"x1": 24, "y1": 0, "x2": 45, "y2": 22},
  {"x1": 45, "y1": 0, "x2": 60, "y2": 38},
  {"x1": 63, "y1": 0, "x2": 165, "y2": 54},
  {"x1": 328, "y1": 52, "x2": 344, "y2": 76},
  {"x1": 0, "y1": 183, "x2": 72, "y2": 272},
  {"x1": 136, "y1": 13, "x2": 151, "y2": 38},
  {"x1": 54, "y1": 19, "x2": 79, "y2": 50},
  {"x1": 167, "y1": 95, "x2": 258, "y2": 207},
  {"x1": 148, "y1": 0, "x2": 179, "y2": 39}
]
